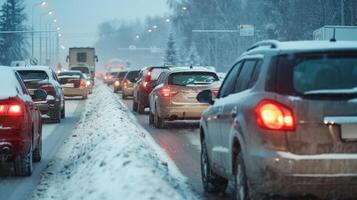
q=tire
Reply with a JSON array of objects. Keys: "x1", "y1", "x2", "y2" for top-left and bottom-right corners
[
  {"x1": 138, "y1": 101, "x2": 145, "y2": 114},
  {"x1": 14, "y1": 143, "x2": 33, "y2": 176},
  {"x1": 83, "y1": 92, "x2": 88, "y2": 100},
  {"x1": 52, "y1": 107, "x2": 61, "y2": 123},
  {"x1": 133, "y1": 100, "x2": 138, "y2": 112},
  {"x1": 33, "y1": 132, "x2": 42, "y2": 163},
  {"x1": 154, "y1": 107, "x2": 165, "y2": 129},
  {"x1": 122, "y1": 94, "x2": 127, "y2": 100},
  {"x1": 61, "y1": 102, "x2": 65, "y2": 119},
  {"x1": 149, "y1": 110, "x2": 154, "y2": 125},
  {"x1": 201, "y1": 140, "x2": 228, "y2": 193}
]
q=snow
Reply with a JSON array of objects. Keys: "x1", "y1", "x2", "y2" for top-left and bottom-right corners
[
  {"x1": 0, "y1": 67, "x2": 18, "y2": 100},
  {"x1": 32, "y1": 81, "x2": 198, "y2": 200}
]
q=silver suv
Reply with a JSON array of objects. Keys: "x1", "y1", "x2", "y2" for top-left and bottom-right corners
[{"x1": 197, "y1": 40, "x2": 357, "y2": 200}]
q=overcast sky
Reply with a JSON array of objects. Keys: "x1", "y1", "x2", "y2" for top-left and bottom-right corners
[{"x1": 22, "y1": 0, "x2": 169, "y2": 46}]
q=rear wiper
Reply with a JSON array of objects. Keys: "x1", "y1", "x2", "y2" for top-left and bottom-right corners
[{"x1": 304, "y1": 88, "x2": 357, "y2": 96}]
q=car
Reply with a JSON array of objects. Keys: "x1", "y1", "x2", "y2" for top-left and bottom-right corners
[
  {"x1": 105, "y1": 71, "x2": 119, "y2": 86},
  {"x1": 83, "y1": 74, "x2": 93, "y2": 94},
  {"x1": 70, "y1": 64, "x2": 95, "y2": 86},
  {"x1": 0, "y1": 67, "x2": 45, "y2": 176},
  {"x1": 15, "y1": 66, "x2": 65, "y2": 123},
  {"x1": 149, "y1": 67, "x2": 220, "y2": 128},
  {"x1": 197, "y1": 40, "x2": 357, "y2": 200},
  {"x1": 58, "y1": 71, "x2": 89, "y2": 99},
  {"x1": 133, "y1": 66, "x2": 170, "y2": 114},
  {"x1": 122, "y1": 70, "x2": 140, "y2": 99},
  {"x1": 113, "y1": 71, "x2": 128, "y2": 93}
]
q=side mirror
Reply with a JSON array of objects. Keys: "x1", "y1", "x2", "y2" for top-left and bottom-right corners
[
  {"x1": 34, "y1": 89, "x2": 47, "y2": 101},
  {"x1": 197, "y1": 89, "x2": 214, "y2": 105}
]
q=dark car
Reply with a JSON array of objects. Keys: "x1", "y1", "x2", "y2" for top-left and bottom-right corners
[
  {"x1": 15, "y1": 66, "x2": 65, "y2": 123},
  {"x1": 197, "y1": 40, "x2": 357, "y2": 200},
  {"x1": 113, "y1": 71, "x2": 128, "y2": 93},
  {"x1": 122, "y1": 70, "x2": 140, "y2": 99},
  {"x1": 0, "y1": 67, "x2": 44, "y2": 176},
  {"x1": 133, "y1": 66, "x2": 169, "y2": 114}
]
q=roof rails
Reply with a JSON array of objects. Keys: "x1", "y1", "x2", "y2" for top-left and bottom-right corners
[{"x1": 247, "y1": 40, "x2": 280, "y2": 52}]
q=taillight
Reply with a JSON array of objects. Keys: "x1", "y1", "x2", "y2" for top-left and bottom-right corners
[
  {"x1": 0, "y1": 104, "x2": 23, "y2": 117},
  {"x1": 211, "y1": 89, "x2": 219, "y2": 97},
  {"x1": 160, "y1": 87, "x2": 178, "y2": 97},
  {"x1": 80, "y1": 80, "x2": 85, "y2": 87},
  {"x1": 255, "y1": 100, "x2": 295, "y2": 131},
  {"x1": 41, "y1": 84, "x2": 55, "y2": 96},
  {"x1": 123, "y1": 80, "x2": 128, "y2": 88}
]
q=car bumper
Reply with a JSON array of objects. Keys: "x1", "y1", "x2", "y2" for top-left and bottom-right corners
[
  {"x1": 0, "y1": 132, "x2": 31, "y2": 158},
  {"x1": 159, "y1": 104, "x2": 209, "y2": 120},
  {"x1": 63, "y1": 88, "x2": 87, "y2": 97},
  {"x1": 123, "y1": 87, "x2": 134, "y2": 96},
  {"x1": 249, "y1": 150, "x2": 357, "y2": 198}
]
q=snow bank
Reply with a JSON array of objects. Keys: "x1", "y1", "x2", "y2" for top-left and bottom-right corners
[{"x1": 32, "y1": 81, "x2": 199, "y2": 200}]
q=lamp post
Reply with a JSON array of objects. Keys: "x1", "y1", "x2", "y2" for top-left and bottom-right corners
[
  {"x1": 31, "y1": 1, "x2": 47, "y2": 59},
  {"x1": 39, "y1": 11, "x2": 53, "y2": 65}
]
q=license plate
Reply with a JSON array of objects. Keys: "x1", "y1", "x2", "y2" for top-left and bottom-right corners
[
  {"x1": 62, "y1": 83, "x2": 74, "y2": 88},
  {"x1": 341, "y1": 124, "x2": 357, "y2": 140}
]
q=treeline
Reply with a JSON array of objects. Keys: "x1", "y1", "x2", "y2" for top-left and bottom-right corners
[{"x1": 168, "y1": 0, "x2": 357, "y2": 71}]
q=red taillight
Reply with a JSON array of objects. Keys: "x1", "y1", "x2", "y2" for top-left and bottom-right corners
[
  {"x1": 0, "y1": 104, "x2": 23, "y2": 116},
  {"x1": 80, "y1": 80, "x2": 85, "y2": 87},
  {"x1": 211, "y1": 89, "x2": 219, "y2": 97},
  {"x1": 255, "y1": 100, "x2": 295, "y2": 131},
  {"x1": 160, "y1": 87, "x2": 178, "y2": 97},
  {"x1": 123, "y1": 80, "x2": 128, "y2": 88},
  {"x1": 41, "y1": 84, "x2": 55, "y2": 96}
]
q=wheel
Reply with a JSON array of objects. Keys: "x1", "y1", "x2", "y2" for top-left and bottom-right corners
[
  {"x1": 201, "y1": 140, "x2": 228, "y2": 193},
  {"x1": 61, "y1": 101, "x2": 65, "y2": 119},
  {"x1": 122, "y1": 93, "x2": 127, "y2": 100},
  {"x1": 154, "y1": 107, "x2": 165, "y2": 129},
  {"x1": 14, "y1": 143, "x2": 33, "y2": 176},
  {"x1": 137, "y1": 95, "x2": 146, "y2": 114},
  {"x1": 51, "y1": 107, "x2": 61, "y2": 123},
  {"x1": 149, "y1": 110, "x2": 154, "y2": 125},
  {"x1": 133, "y1": 100, "x2": 138, "y2": 112},
  {"x1": 83, "y1": 92, "x2": 88, "y2": 100},
  {"x1": 33, "y1": 132, "x2": 42, "y2": 163}
]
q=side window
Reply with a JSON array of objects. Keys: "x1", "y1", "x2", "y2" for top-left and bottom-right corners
[
  {"x1": 248, "y1": 60, "x2": 262, "y2": 88},
  {"x1": 156, "y1": 73, "x2": 166, "y2": 85},
  {"x1": 52, "y1": 71, "x2": 59, "y2": 82},
  {"x1": 235, "y1": 60, "x2": 257, "y2": 93},
  {"x1": 219, "y1": 62, "x2": 242, "y2": 98},
  {"x1": 15, "y1": 72, "x2": 28, "y2": 95}
]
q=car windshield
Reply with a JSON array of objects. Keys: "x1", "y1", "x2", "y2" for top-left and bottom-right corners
[
  {"x1": 117, "y1": 72, "x2": 127, "y2": 79},
  {"x1": 125, "y1": 71, "x2": 140, "y2": 81},
  {"x1": 168, "y1": 72, "x2": 219, "y2": 86},
  {"x1": 71, "y1": 67, "x2": 90, "y2": 74},
  {"x1": 18, "y1": 70, "x2": 49, "y2": 80}
]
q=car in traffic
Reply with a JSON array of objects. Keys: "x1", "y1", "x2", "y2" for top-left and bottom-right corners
[
  {"x1": 0, "y1": 67, "x2": 44, "y2": 176},
  {"x1": 149, "y1": 67, "x2": 220, "y2": 128},
  {"x1": 105, "y1": 71, "x2": 119, "y2": 86},
  {"x1": 58, "y1": 71, "x2": 90, "y2": 99},
  {"x1": 197, "y1": 40, "x2": 357, "y2": 200},
  {"x1": 133, "y1": 66, "x2": 170, "y2": 114},
  {"x1": 70, "y1": 64, "x2": 95, "y2": 86},
  {"x1": 15, "y1": 66, "x2": 65, "y2": 123},
  {"x1": 122, "y1": 70, "x2": 140, "y2": 99},
  {"x1": 113, "y1": 71, "x2": 128, "y2": 93}
]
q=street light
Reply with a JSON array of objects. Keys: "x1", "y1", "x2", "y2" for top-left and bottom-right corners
[
  {"x1": 56, "y1": 27, "x2": 61, "y2": 31},
  {"x1": 135, "y1": 35, "x2": 140, "y2": 39},
  {"x1": 39, "y1": 11, "x2": 54, "y2": 65},
  {"x1": 31, "y1": 1, "x2": 47, "y2": 59},
  {"x1": 153, "y1": 25, "x2": 158, "y2": 29},
  {"x1": 148, "y1": 29, "x2": 153, "y2": 33},
  {"x1": 165, "y1": 18, "x2": 171, "y2": 23},
  {"x1": 182, "y1": 6, "x2": 187, "y2": 11}
]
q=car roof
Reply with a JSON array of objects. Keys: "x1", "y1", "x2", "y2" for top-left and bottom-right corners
[
  {"x1": 169, "y1": 66, "x2": 217, "y2": 73},
  {"x1": 60, "y1": 70, "x2": 82, "y2": 74},
  {"x1": 0, "y1": 67, "x2": 19, "y2": 100},
  {"x1": 13, "y1": 65, "x2": 52, "y2": 71}
]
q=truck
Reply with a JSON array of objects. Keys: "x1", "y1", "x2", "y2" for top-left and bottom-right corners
[
  {"x1": 313, "y1": 26, "x2": 357, "y2": 41},
  {"x1": 66, "y1": 47, "x2": 98, "y2": 82}
]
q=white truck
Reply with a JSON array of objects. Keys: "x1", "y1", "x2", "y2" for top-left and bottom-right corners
[
  {"x1": 313, "y1": 26, "x2": 357, "y2": 41},
  {"x1": 66, "y1": 47, "x2": 98, "y2": 81}
]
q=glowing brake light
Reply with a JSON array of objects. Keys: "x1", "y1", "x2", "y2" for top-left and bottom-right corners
[
  {"x1": 0, "y1": 104, "x2": 23, "y2": 116},
  {"x1": 160, "y1": 87, "x2": 178, "y2": 97},
  {"x1": 80, "y1": 80, "x2": 86, "y2": 87},
  {"x1": 255, "y1": 100, "x2": 295, "y2": 131}
]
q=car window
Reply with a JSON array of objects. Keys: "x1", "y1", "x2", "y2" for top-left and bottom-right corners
[
  {"x1": 156, "y1": 72, "x2": 167, "y2": 85},
  {"x1": 235, "y1": 60, "x2": 257, "y2": 93},
  {"x1": 248, "y1": 60, "x2": 262, "y2": 88},
  {"x1": 168, "y1": 72, "x2": 219, "y2": 86},
  {"x1": 219, "y1": 62, "x2": 242, "y2": 98},
  {"x1": 15, "y1": 72, "x2": 28, "y2": 95},
  {"x1": 18, "y1": 70, "x2": 49, "y2": 80}
]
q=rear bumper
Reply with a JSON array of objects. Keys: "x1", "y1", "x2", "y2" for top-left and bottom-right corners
[
  {"x1": 159, "y1": 104, "x2": 208, "y2": 120},
  {"x1": 123, "y1": 87, "x2": 134, "y2": 96},
  {"x1": 63, "y1": 87, "x2": 87, "y2": 97},
  {"x1": 249, "y1": 150, "x2": 357, "y2": 198},
  {"x1": 0, "y1": 132, "x2": 31, "y2": 157}
]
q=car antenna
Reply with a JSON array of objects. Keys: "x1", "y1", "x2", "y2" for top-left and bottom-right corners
[{"x1": 330, "y1": 28, "x2": 337, "y2": 42}]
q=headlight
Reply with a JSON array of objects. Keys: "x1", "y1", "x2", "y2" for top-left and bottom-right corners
[
  {"x1": 86, "y1": 81, "x2": 91, "y2": 86},
  {"x1": 114, "y1": 81, "x2": 120, "y2": 86}
]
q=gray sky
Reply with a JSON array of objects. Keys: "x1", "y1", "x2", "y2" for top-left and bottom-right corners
[{"x1": 24, "y1": 0, "x2": 169, "y2": 46}]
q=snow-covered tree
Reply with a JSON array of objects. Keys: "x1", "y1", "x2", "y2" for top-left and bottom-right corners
[
  {"x1": 185, "y1": 43, "x2": 201, "y2": 66},
  {"x1": 0, "y1": 0, "x2": 28, "y2": 65},
  {"x1": 164, "y1": 33, "x2": 178, "y2": 66}
]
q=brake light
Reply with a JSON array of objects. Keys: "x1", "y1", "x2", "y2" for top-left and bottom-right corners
[
  {"x1": 143, "y1": 81, "x2": 148, "y2": 88},
  {"x1": 0, "y1": 104, "x2": 23, "y2": 116},
  {"x1": 80, "y1": 80, "x2": 85, "y2": 87},
  {"x1": 255, "y1": 100, "x2": 295, "y2": 131},
  {"x1": 41, "y1": 84, "x2": 55, "y2": 96},
  {"x1": 160, "y1": 87, "x2": 178, "y2": 97},
  {"x1": 123, "y1": 80, "x2": 128, "y2": 88}
]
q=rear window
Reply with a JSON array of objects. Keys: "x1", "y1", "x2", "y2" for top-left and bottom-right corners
[
  {"x1": 59, "y1": 72, "x2": 82, "y2": 78},
  {"x1": 276, "y1": 52, "x2": 357, "y2": 97},
  {"x1": 125, "y1": 71, "x2": 140, "y2": 81},
  {"x1": 18, "y1": 70, "x2": 49, "y2": 80},
  {"x1": 117, "y1": 72, "x2": 127, "y2": 79},
  {"x1": 71, "y1": 67, "x2": 90, "y2": 74},
  {"x1": 168, "y1": 72, "x2": 219, "y2": 86}
]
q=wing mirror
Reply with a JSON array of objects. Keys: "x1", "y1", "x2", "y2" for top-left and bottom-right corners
[
  {"x1": 197, "y1": 89, "x2": 214, "y2": 105},
  {"x1": 33, "y1": 89, "x2": 48, "y2": 101}
]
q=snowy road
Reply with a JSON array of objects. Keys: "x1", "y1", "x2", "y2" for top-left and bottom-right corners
[
  {"x1": 120, "y1": 95, "x2": 234, "y2": 200},
  {"x1": 0, "y1": 99, "x2": 85, "y2": 200}
]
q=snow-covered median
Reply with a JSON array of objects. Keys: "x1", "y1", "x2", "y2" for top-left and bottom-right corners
[{"x1": 32, "y1": 82, "x2": 198, "y2": 200}]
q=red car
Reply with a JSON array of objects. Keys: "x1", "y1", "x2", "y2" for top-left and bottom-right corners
[{"x1": 0, "y1": 67, "x2": 44, "y2": 176}]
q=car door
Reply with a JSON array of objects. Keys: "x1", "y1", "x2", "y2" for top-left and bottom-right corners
[
  {"x1": 206, "y1": 62, "x2": 242, "y2": 172},
  {"x1": 220, "y1": 59, "x2": 262, "y2": 173}
]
